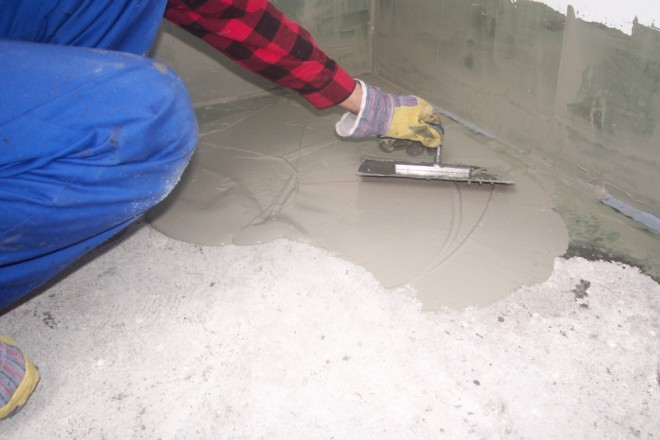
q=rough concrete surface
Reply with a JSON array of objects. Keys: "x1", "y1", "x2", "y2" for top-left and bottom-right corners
[{"x1": 0, "y1": 222, "x2": 658, "y2": 439}]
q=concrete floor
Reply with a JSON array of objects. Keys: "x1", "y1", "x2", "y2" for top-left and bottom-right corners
[
  {"x1": 147, "y1": 80, "x2": 569, "y2": 310},
  {"x1": 1, "y1": 87, "x2": 659, "y2": 438}
]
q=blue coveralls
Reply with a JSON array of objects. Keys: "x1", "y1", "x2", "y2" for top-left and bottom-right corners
[{"x1": 0, "y1": 0, "x2": 198, "y2": 309}]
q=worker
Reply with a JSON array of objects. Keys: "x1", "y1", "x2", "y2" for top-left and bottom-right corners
[{"x1": 0, "y1": 0, "x2": 444, "y2": 419}]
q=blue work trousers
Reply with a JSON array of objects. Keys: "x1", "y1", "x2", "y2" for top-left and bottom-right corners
[{"x1": 0, "y1": 0, "x2": 198, "y2": 309}]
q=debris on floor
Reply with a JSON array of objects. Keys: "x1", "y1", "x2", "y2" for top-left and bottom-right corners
[{"x1": 1, "y1": 223, "x2": 657, "y2": 439}]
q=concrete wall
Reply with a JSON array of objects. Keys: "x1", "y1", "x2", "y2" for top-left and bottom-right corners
[
  {"x1": 374, "y1": 0, "x2": 659, "y2": 217},
  {"x1": 151, "y1": 0, "x2": 658, "y2": 217},
  {"x1": 151, "y1": 0, "x2": 373, "y2": 106},
  {"x1": 537, "y1": 0, "x2": 660, "y2": 33}
]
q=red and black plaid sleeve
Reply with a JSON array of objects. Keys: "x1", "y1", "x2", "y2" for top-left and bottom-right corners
[{"x1": 164, "y1": 0, "x2": 356, "y2": 109}]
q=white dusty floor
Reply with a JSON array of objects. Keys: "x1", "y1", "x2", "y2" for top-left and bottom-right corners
[
  {"x1": 0, "y1": 221, "x2": 658, "y2": 438},
  {"x1": 1, "y1": 86, "x2": 659, "y2": 438}
]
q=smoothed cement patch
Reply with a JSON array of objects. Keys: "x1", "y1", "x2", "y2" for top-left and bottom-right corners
[
  {"x1": 1, "y1": 223, "x2": 658, "y2": 438},
  {"x1": 147, "y1": 91, "x2": 568, "y2": 310}
]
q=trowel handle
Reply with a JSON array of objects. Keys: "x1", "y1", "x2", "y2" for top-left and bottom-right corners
[{"x1": 433, "y1": 144, "x2": 443, "y2": 165}]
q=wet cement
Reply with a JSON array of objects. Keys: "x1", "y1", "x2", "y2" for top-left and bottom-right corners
[{"x1": 147, "y1": 81, "x2": 568, "y2": 310}]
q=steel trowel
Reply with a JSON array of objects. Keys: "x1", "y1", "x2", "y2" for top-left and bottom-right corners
[{"x1": 357, "y1": 138, "x2": 514, "y2": 185}]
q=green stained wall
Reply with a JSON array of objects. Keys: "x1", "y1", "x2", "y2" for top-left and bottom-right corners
[
  {"x1": 374, "y1": 0, "x2": 659, "y2": 216},
  {"x1": 152, "y1": 0, "x2": 658, "y2": 217}
]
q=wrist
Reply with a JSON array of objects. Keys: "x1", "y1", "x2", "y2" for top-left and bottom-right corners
[
  {"x1": 335, "y1": 80, "x2": 393, "y2": 138},
  {"x1": 337, "y1": 81, "x2": 363, "y2": 114}
]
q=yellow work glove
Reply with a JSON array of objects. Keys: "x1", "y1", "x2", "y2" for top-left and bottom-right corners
[
  {"x1": 385, "y1": 96, "x2": 444, "y2": 147},
  {"x1": 335, "y1": 80, "x2": 444, "y2": 148}
]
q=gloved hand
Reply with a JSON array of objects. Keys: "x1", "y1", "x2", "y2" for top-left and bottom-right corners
[{"x1": 335, "y1": 80, "x2": 444, "y2": 148}]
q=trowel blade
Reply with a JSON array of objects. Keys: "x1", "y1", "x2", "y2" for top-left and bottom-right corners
[{"x1": 357, "y1": 159, "x2": 515, "y2": 185}]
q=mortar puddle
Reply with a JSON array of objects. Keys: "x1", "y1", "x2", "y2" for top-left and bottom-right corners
[{"x1": 148, "y1": 89, "x2": 568, "y2": 310}]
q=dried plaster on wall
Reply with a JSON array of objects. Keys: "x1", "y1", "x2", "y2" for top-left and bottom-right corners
[{"x1": 374, "y1": 0, "x2": 660, "y2": 218}]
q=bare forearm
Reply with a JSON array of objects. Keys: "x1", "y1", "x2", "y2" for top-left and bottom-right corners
[{"x1": 337, "y1": 81, "x2": 362, "y2": 114}]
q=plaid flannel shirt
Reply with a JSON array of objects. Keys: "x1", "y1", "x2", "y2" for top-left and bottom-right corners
[{"x1": 165, "y1": 0, "x2": 357, "y2": 109}]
